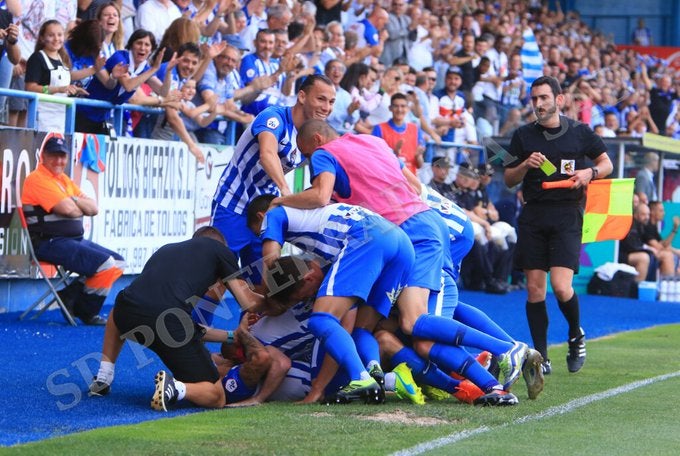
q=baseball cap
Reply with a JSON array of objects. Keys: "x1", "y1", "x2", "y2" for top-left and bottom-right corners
[
  {"x1": 478, "y1": 163, "x2": 495, "y2": 176},
  {"x1": 446, "y1": 66, "x2": 463, "y2": 77},
  {"x1": 43, "y1": 136, "x2": 69, "y2": 154},
  {"x1": 457, "y1": 163, "x2": 480, "y2": 179},
  {"x1": 432, "y1": 157, "x2": 451, "y2": 168}
]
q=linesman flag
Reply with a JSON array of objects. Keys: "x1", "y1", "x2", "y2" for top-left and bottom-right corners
[{"x1": 582, "y1": 178, "x2": 635, "y2": 243}]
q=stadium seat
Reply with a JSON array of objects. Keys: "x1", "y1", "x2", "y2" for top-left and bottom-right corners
[{"x1": 16, "y1": 206, "x2": 77, "y2": 326}]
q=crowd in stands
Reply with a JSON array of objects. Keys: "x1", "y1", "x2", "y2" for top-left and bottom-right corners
[{"x1": 3, "y1": 0, "x2": 679, "y2": 292}]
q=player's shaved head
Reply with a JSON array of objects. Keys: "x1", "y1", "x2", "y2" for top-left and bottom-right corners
[
  {"x1": 296, "y1": 119, "x2": 339, "y2": 157},
  {"x1": 297, "y1": 119, "x2": 339, "y2": 154}
]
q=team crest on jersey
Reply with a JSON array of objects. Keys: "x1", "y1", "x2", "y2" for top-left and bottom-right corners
[
  {"x1": 561, "y1": 159, "x2": 575, "y2": 175},
  {"x1": 225, "y1": 378, "x2": 238, "y2": 392},
  {"x1": 246, "y1": 68, "x2": 255, "y2": 78},
  {"x1": 266, "y1": 117, "x2": 280, "y2": 129}
]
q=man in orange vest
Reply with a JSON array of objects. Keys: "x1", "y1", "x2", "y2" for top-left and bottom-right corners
[
  {"x1": 371, "y1": 92, "x2": 425, "y2": 174},
  {"x1": 21, "y1": 136, "x2": 125, "y2": 325}
]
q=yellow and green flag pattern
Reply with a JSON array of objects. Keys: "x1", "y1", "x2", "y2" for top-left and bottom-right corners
[{"x1": 582, "y1": 178, "x2": 635, "y2": 243}]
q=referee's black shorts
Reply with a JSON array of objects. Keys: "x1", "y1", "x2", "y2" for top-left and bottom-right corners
[
  {"x1": 113, "y1": 294, "x2": 219, "y2": 384},
  {"x1": 514, "y1": 203, "x2": 583, "y2": 273}
]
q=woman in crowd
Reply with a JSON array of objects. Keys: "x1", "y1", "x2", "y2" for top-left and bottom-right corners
[
  {"x1": 25, "y1": 19, "x2": 89, "y2": 132},
  {"x1": 97, "y1": 1, "x2": 124, "y2": 59},
  {"x1": 75, "y1": 29, "x2": 169, "y2": 134},
  {"x1": 339, "y1": 62, "x2": 380, "y2": 126},
  {"x1": 65, "y1": 20, "x2": 106, "y2": 91},
  {"x1": 157, "y1": 17, "x2": 201, "y2": 62}
]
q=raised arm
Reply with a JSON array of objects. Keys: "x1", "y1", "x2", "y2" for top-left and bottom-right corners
[{"x1": 270, "y1": 171, "x2": 336, "y2": 209}]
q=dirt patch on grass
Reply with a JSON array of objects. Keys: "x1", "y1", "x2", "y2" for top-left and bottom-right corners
[{"x1": 355, "y1": 409, "x2": 449, "y2": 426}]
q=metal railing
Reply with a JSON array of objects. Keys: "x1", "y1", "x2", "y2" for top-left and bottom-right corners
[{"x1": 0, "y1": 88, "x2": 237, "y2": 144}]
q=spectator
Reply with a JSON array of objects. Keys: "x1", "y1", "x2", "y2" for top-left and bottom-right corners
[
  {"x1": 619, "y1": 203, "x2": 658, "y2": 282},
  {"x1": 346, "y1": 4, "x2": 388, "y2": 65},
  {"x1": 428, "y1": 156, "x2": 457, "y2": 200},
  {"x1": 499, "y1": 53, "x2": 526, "y2": 125},
  {"x1": 600, "y1": 111, "x2": 619, "y2": 137},
  {"x1": 240, "y1": 29, "x2": 285, "y2": 115},
  {"x1": 632, "y1": 17, "x2": 652, "y2": 46},
  {"x1": 646, "y1": 201, "x2": 680, "y2": 275},
  {"x1": 21, "y1": 136, "x2": 125, "y2": 325},
  {"x1": 97, "y1": 1, "x2": 124, "y2": 59},
  {"x1": 154, "y1": 41, "x2": 207, "y2": 162},
  {"x1": 325, "y1": 58, "x2": 359, "y2": 131},
  {"x1": 363, "y1": 65, "x2": 403, "y2": 129},
  {"x1": 320, "y1": 21, "x2": 348, "y2": 65},
  {"x1": 314, "y1": 0, "x2": 344, "y2": 26},
  {"x1": 0, "y1": 3, "x2": 20, "y2": 121},
  {"x1": 152, "y1": 78, "x2": 218, "y2": 142},
  {"x1": 77, "y1": 0, "x2": 108, "y2": 21},
  {"x1": 641, "y1": 65, "x2": 678, "y2": 136},
  {"x1": 64, "y1": 20, "x2": 107, "y2": 94},
  {"x1": 157, "y1": 17, "x2": 201, "y2": 62},
  {"x1": 339, "y1": 61, "x2": 380, "y2": 123},
  {"x1": 452, "y1": 165, "x2": 508, "y2": 295},
  {"x1": 447, "y1": 32, "x2": 476, "y2": 97},
  {"x1": 628, "y1": 106, "x2": 659, "y2": 137},
  {"x1": 434, "y1": 67, "x2": 477, "y2": 166},
  {"x1": 412, "y1": 67, "x2": 441, "y2": 143},
  {"x1": 371, "y1": 92, "x2": 425, "y2": 174},
  {"x1": 136, "y1": 0, "x2": 182, "y2": 44},
  {"x1": 25, "y1": 20, "x2": 89, "y2": 133},
  {"x1": 472, "y1": 55, "x2": 502, "y2": 131},
  {"x1": 634, "y1": 152, "x2": 660, "y2": 203},
  {"x1": 380, "y1": 0, "x2": 411, "y2": 67},
  {"x1": 75, "y1": 29, "x2": 165, "y2": 135},
  {"x1": 195, "y1": 44, "x2": 260, "y2": 145}
]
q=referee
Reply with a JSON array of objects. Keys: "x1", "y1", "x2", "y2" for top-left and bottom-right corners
[{"x1": 504, "y1": 76, "x2": 613, "y2": 375}]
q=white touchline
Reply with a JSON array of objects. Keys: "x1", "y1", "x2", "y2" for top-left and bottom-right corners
[{"x1": 391, "y1": 370, "x2": 680, "y2": 456}]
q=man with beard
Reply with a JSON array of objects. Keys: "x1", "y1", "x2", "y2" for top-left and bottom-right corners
[
  {"x1": 504, "y1": 76, "x2": 612, "y2": 375},
  {"x1": 211, "y1": 74, "x2": 336, "y2": 284}
]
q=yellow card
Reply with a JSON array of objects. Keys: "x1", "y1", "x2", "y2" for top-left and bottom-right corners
[{"x1": 539, "y1": 160, "x2": 557, "y2": 176}]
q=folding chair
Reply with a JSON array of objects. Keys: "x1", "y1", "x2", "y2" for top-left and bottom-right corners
[{"x1": 16, "y1": 206, "x2": 77, "y2": 326}]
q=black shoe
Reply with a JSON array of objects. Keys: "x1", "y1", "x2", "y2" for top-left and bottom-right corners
[
  {"x1": 332, "y1": 379, "x2": 383, "y2": 404},
  {"x1": 82, "y1": 315, "x2": 107, "y2": 326},
  {"x1": 88, "y1": 377, "x2": 111, "y2": 397},
  {"x1": 566, "y1": 328, "x2": 586, "y2": 373},
  {"x1": 473, "y1": 390, "x2": 518, "y2": 406},
  {"x1": 151, "y1": 370, "x2": 178, "y2": 411},
  {"x1": 542, "y1": 359, "x2": 552, "y2": 375},
  {"x1": 368, "y1": 365, "x2": 386, "y2": 404}
]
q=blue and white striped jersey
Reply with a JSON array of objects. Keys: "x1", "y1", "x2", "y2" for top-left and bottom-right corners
[
  {"x1": 212, "y1": 105, "x2": 301, "y2": 215},
  {"x1": 261, "y1": 203, "x2": 384, "y2": 265},
  {"x1": 240, "y1": 52, "x2": 284, "y2": 114},
  {"x1": 250, "y1": 299, "x2": 314, "y2": 360},
  {"x1": 421, "y1": 184, "x2": 469, "y2": 239}
]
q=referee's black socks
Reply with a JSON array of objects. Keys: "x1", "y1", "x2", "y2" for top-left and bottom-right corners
[
  {"x1": 526, "y1": 300, "x2": 548, "y2": 360},
  {"x1": 557, "y1": 292, "x2": 581, "y2": 340}
]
